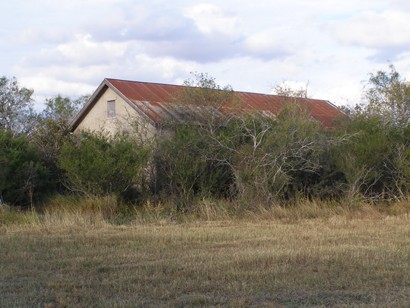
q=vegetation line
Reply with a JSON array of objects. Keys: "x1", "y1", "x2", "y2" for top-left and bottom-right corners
[{"x1": 1, "y1": 66, "x2": 409, "y2": 214}]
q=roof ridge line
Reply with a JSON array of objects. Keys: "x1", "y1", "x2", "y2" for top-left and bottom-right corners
[{"x1": 105, "y1": 78, "x2": 330, "y2": 102}]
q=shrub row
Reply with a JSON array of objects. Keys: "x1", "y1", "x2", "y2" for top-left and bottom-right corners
[
  {"x1": 1, "y1": 104, "x2": 408, "y2": 210},
  {"x1": 1, "y1": 67, "x2": 409, "y2": 210}
]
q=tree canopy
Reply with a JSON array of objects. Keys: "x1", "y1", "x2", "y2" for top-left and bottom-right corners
[
  {"x1": 0, "y1": 76, "x2": 36, "y2": 135},
  {"x1": 364, "y1": 64, "x2": 410, "y2": 128}
]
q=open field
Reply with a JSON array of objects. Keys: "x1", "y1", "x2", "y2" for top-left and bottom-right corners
[{"x1": 0, "y1": 211, "x2": 409, "y2": 307}]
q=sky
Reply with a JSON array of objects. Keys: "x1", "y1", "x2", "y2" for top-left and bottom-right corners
[{"x1": 1, "y1": 0, "x2": 410, "y2": 110}]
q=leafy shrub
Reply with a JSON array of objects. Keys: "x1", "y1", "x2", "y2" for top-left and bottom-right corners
[
  {"x1": 214, "y1": 105, "x2": 327, "y2": 203},
  {"x1": 330, "y1": 113, "x2": 410, "y2": 202},
  {"x1": 154, "y1": 124, "x2": 234, "y2": 208},
  {"x1": 0, "y1": 130, "x2": 50, "y2": 207},
  {"x1": 58, "y1": 131, "x2": 150, "y2": 198},
  {"x1": 154, "y1": 105, "x2": 331, "y2": 207}
]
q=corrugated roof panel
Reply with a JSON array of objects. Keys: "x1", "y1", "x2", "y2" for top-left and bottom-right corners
[{"x1": 105, "y1": 78, "x2": 344, "y2": 128}]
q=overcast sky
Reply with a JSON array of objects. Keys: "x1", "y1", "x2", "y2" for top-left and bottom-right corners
[{"x1": 1, "y1": 0, "x2": 410, "y2": 110}]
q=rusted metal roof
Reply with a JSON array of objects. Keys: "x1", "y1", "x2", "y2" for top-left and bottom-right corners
[
  {"x1": 71, "y1": 78, "x2": 344, "y2": 131},
  {"x1": 107, "y1": 78, "x2": 343, "y2": 128}
]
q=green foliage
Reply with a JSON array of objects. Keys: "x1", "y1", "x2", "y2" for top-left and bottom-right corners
[
  {"x1": 58, "y1": 131, "x2": 150, "y2": 198},
  {"x1": 0, "y1": 76, "x2": 37, "y2": 135},
  {"x1": 2, "y1": 72, "x2": 409, "y2": 212},
  {"x1": 155, "y1": 124, "x2": 233, "y2": 208},
  {"x1": 220, "y1": 105, "x2": 325, "y2": 202},
  {"x1": 331, "y1": 116, "x2": 385, "y2": 201},
  {"x1": 153, "y1": 73, "x2": 239, "y2": 209},
  {"x1": 180, "y1": 72, "x2": 235, "y2": 107},
  {"x1": 41, "y1": 94, "x2": 87, "y2": 123},
  {"x1": 31, "y1": 118, "x2": 72, "y2": 188},
  {"x1": 0, "y1": 130, "x2": 50, "y2": 207},
  {"x1": 364, "y1": 64, "x2": 410, "y2": 128},
  {"x1": 272, "y1": 82, "x2": 309, "y2": 98},
  {"x1": 31, "y1": 95, "x2": 88, "y2": 190},
  {"x1": 154, "y1": 76, "x2": 408, "y2": 206},
  {"x1": 168, "y1": 72, "x2": 239, "y2": 128},
  {"x1": 322, "y1": 66, "x2": 410, "y2": 203},
  {"x1": 155, "y1": 73, "x2": 340, "y2": 207},
  {"x1": 154, "y1": 104, "x2": 330, "y2": 207},
  {"x1": 331, "y1": 112, "x2": 409, "y2": 202}
]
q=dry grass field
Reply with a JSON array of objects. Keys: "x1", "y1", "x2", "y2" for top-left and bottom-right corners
[{"x1": 0, "y1": 203, "x2": 409, "y2": 307}]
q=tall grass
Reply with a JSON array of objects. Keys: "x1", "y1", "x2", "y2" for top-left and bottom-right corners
[
  {"x1": 0, "y1": 210, "x2": 409, "y2": 307},
  {"x1": 178, "y1": 197, "x2": 410, "y2": 222},
  {"x1": 0, "y1": 206, "x2": 40, "y2": 226},
  {"x1": 1, "y1": 196, "x2": 409, "y2": 228}
]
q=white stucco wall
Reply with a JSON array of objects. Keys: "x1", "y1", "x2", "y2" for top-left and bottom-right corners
[{"x1": 74, "y1": 87, "x2": 156, "y2": 140}]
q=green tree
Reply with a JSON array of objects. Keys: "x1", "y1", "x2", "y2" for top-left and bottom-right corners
[
  {"x1": 169, "y1": 72, "x2": 239, "y2": 129},
  {"x1": 215, "y1": 105, "x2": 326, "y2": 203},
  {"x1": 0, "y1": 130, "x2": 50, "y2": 207},
  {"x1": 180, "y1": 72, "x2": 235, "y2": 107},
  {"x1": 152, "y1": 73, "x2": 238, "y2": 208},
  {"x1": 272, "y1": 82, "x2": 309, "y2": 98},
  {"x1": 331, "y1": 115, "x2": 389, "y2": 202},
  {"x1": 0, "y1": 76, "x2": 36, "y2": 135},
  {"x1": 31, "y1": 95, "x2": 88, "y2": 189},
  {"x1": 154, "y1": 123, "x2": 233, "y2": 208},
  {"x1": 41, "y1": 94, "x2": 87, "y2": 123},
  {"x1": 364, "y1": 64, "x2": 410, "y2": 128},
  {"x1": 331, "y1": 66, "x2": 410, "y2": 203},
  {"x1": 156, "y1": 73, "x2": 334, "y2": 206}
]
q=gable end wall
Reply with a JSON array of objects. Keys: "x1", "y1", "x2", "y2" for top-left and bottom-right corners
[{"x1": 74, "y1": 87, "x2": 156, "y2": 139}]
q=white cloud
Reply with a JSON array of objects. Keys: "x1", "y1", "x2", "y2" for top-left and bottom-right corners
[
  {"x1": 11, "y1": 28, "x2": 69, "y2": 45},
  {"x1": 86, "y1": 4, "x2": 196, "y2": 42},
  {"x1": 394, "y1": 51, "x2": 410, "y2": 80},
  {"x1": 3, "y1": 0, "x2": 410, "y2": 111},
  {"x1": 184, "y1": 3, "x2": 240, "y2": 36},
  {"x1": 20, "y1": 75, "x2": 95, "y2": 98},
  {"x1": 13, "y1": 42, "x2": 198, "y2": 104},
  {"x1": 131, "y1": 54, "x2": 195, "y2": 81},
  {"x1": 243, "y1": 32, "x2": 292, "y2": 60},
  {"x1": 331, "y1": 10, "x2": 410, "y2": 51},
  {"x1": 56, "y1": 34, "x2": 129, "y2": 66}
]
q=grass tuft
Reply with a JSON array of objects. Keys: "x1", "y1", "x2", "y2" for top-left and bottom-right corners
[{"x1": 0, "y1": 206, "x2": 40, "y2": 226}]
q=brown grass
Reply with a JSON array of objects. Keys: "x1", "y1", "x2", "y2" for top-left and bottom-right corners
[{"x1": 0, "y1": 201, "x2": 409, "y2": 307}]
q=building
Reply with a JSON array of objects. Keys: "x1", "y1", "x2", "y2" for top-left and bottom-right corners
[{"x1": 70, "y1": 78, "x2": 344, "y2": 136}]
